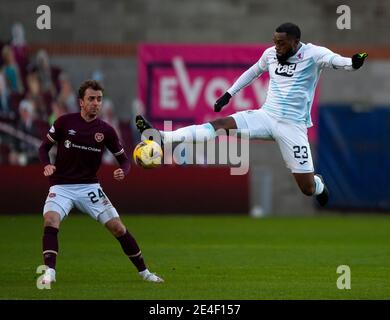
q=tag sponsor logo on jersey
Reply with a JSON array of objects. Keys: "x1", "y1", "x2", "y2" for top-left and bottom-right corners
[
  {"x1": 68, "y1": 129, "x2": 76, "y2": 135},
  {"x1": 48, "y1": 193, "x2": 56, "y2": 198},
  {"x1": 95, "y1": 132, "x2": 104, "y2": 142},
  {"x1": 275, "y1": 62, "x2": 297, "y2": 77},
  {"x1": 64, "y1": 140, "x2": 71, "y2": 148}
]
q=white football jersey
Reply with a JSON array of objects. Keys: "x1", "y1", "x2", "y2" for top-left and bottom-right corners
[{"x1": 228, "y1": 43, "x2": 353, "y2": 127}]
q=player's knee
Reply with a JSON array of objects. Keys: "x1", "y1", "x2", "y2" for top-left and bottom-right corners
[
  {"x1": 113, "y1": 226, "x2": 126, "y2": 237},
  {"x1": 43, "y1": 212, "x2": 61, "y2": 228},
  {"x1": 107, "y1": 220, "x2": 126, "y2": 237},
  {"x1": 209, "y1": 117, "x2": 236, "y2": 132}
]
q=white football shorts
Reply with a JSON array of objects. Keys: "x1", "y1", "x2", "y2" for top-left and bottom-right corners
[
  {"x1": 231, "y1": 108, "x2": 314, "y2": 173},
  {"x1": 43, "y1": 183, "x2": 119, "y2": 224}
]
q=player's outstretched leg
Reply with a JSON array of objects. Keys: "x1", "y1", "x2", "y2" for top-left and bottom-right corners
[
  {"x1": 314, "y1": 174, "x2": 329, "y2": 206},
  {"x1": 106, "y1": 217, "x2": 164, "y2": 283},
  {"x1": 135, "y1": 115, "x2": 239, "y2": 145}
]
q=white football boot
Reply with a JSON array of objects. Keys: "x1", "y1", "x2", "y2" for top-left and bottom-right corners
[
  {"x1": 139, "y1": 269, "x2": 164, "y2": 283},
  {"x1": 41, "y1": 267, "x2": 56, "y2": 285}
]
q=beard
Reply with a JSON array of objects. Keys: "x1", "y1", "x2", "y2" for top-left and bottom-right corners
[{"x1": 276, "y1": 48, "x2": 296, "y2": 65}]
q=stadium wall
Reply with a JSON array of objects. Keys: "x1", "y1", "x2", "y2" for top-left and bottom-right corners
[
  {"x1": 317, "y1": 104, "x2": 390, "y2": 211},
  {"x1": 0, "y1": 143, "x2": 318, "y2": 216},
  {"x1": 0, "y1": 165, "x2": 249, "y2": 215},
  {"x1": 1, "y1": 0, "x2": 389, "y2": 45}
]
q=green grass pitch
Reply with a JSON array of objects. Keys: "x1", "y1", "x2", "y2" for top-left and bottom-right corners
[{"x1": 0, "y1": 214, "x2": 389, "y2": 300}]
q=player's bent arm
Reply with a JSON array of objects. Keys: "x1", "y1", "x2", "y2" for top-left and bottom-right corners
[
  {"x1": 38, "y1": 136, "x2": 55, "y2": 166},
  {"x1": 114, "y1": 150, "x2": 131, "y2": 176},
  {"x1": 39, "y1": 137, "x2": 57, "y2": 176},
  {"x1": 105, "y1": 125, "x2": 131, "y2": 177},
  {"x1": 227, "y1": 62, "x2": 264, "y2": 96}
]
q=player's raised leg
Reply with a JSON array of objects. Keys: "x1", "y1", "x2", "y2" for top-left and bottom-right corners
[
  {"x1": 105, "y1": 217, "x2": 164, "y2": 283},
  {"x1": 135, "y1": 115, "x2": 237, "y2": 144},
  {"x1": 313, "y1": 174, "x2": 329, "y2": 206},
  {"x1": 274, "y1": 121, "x2": 329, "y2": 206},
  {"x1": 41, "y1": 211, "x2": 61, "y2": 285},
  {"x1": 293, "y1": 172, "x2": 329, "y2": 206}
]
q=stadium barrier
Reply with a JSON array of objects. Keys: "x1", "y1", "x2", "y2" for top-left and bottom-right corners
[
  {"x1": 317, "y1": 104, "x2": 390, "y2": 210},
  {"x1": 0, "y1": 165, "x2": 249, "y2": 215}
]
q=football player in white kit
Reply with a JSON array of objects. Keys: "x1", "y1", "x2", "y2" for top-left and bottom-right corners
[{"x1": 136, "y1": 22, "x2": 368, "y2": 206}]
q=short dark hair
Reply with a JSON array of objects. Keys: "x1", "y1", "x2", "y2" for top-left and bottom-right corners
[
  {"x1": 275, "y1": 22, "x2": 301, "y2": 40},
  {"x1": 78, "y1": 80, "x2": 104, "y2": 99}
]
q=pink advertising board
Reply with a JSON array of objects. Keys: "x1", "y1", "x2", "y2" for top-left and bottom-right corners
[{"x1": 138, "y1": 44, "x2": 318, "y2": 141}]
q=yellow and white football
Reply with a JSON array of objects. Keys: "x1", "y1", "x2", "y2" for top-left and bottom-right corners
[{"x1": 133, "y1": 140, "x2": 163, "y2": 169}]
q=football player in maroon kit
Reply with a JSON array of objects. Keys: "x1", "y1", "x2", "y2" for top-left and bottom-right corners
[{"x1": 38, "y1": 80, "x2": 163, "y2": 284}]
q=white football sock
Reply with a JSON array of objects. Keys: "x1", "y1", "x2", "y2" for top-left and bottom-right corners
[
  {"x1": 314, "y1": 175, "x2": 324, "y2": 195},
  {"x1": 161, "y1": 123, "x2": 216, "y2": 144}
]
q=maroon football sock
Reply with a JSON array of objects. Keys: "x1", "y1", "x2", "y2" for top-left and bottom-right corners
[
  {"x1": 116, "y1": 230, "x2": 146, "y2": 272},
  {"x1": 42, "y1": 226, "x2": 59, "y2": 269}
]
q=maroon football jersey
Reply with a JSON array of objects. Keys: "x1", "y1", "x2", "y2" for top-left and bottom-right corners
[{"x1": 44, "y1": 113, "x2": 125, "y2": 185}]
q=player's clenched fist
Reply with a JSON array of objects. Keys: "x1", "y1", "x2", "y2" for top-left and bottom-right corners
[
  {"x1": 43, "y1": 164, "x2": 56, "y2": 176},
  {"x1": 113, "y1": 168, "x2": 125, "y2": 181}
]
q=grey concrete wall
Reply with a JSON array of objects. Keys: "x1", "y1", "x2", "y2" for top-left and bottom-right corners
[
  {"x1": 4, "y1": 0, "x2": 389, "y2": 116},
  {"x1": 320, "y1": 61, "x2": 390, "y2": 105},
  {"x1": 0, "y1": 0, "x2": 389, "y2": 45}
]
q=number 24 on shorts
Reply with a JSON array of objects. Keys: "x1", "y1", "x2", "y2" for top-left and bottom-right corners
[{"x1": 88, "y1": 188, "x2": 106, "y2": 204}]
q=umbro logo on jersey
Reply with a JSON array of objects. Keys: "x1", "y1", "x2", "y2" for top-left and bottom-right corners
[
  {"x1": 68, "y1": 129, "x2": 77, "y2": 135},
  {"x1": 275, "y1": 62, "x2": 297, "y2": 77}
]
